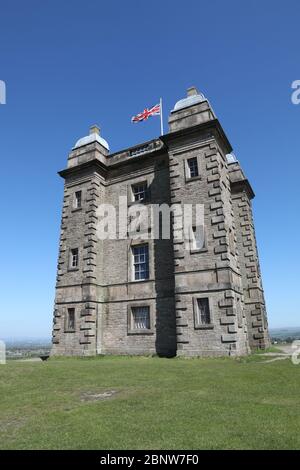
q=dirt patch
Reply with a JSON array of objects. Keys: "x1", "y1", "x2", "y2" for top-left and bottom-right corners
[
  {"x1": 80, "y1": 390, "x2": 118, "y2": 402},
  {"x1": 260, "y1": 356, "x2": 290, "y2": 364},
  {"x1": 0, "y1": 416, "x2": 27, "y2": 433}
]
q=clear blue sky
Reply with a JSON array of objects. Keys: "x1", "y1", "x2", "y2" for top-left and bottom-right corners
[{"x1": 0, "y1": 0, "x2": 299, "y2": 338}]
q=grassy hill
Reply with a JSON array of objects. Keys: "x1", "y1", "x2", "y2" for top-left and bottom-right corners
[{"x1": 0, "y1": 355, "x2": 299, "y2": 450}]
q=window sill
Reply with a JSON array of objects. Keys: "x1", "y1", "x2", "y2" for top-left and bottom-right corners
[
  {"x1": 194, "y1": 324, "x2": 214, "y2": 330},
  {"x1": 68, "y1": 267, "x2": 79, "y2": 272},
  {"x1": 127, "y1": 329, "x2": 154, "y2": 335},
  {"x1": 190, "y1": 248, "x2": 208, "y2": 254},
  {"x1": 71, "y1": 207, "x2": 83, "y2": 213},
  {"x1": 130, "y1": 278, "x2": 152, "y2": 284},
  {"x1": 128, "y1": 199, "x2": 150, "y2": 207},
  {"x1": 64, "y1": 329, "x2": 76, "y2": 333},
  {"x1": 185, "y1": 176, "x2": 202, "y2": 183}
]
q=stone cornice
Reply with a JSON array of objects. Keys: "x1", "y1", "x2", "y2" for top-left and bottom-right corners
[
  {"x1": 160, "y1": 119, "x2": 233, "y2": 154},
  {"x1": 58, "y1": 159, "x2": 107, "y2": 180},
  {"x1": 230, "y1": 179, "x2": 255, "y2": 200}
]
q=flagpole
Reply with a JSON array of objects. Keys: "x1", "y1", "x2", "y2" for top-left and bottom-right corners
[{"x1": 160, "y1": 97, "x2": 164, "y2": 135}]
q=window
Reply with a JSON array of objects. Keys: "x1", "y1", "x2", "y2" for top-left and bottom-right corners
[
  {"x1": 74, "y1": 190, "x2": 82, "y2": 208},
  {"x1": 67, "y1": 308, "x2": 75, "y2": 330},
  {"x1": 131, "y1": 306, "x2": 150, "y2": 330},
  {"x1": 70, "y1": 248, "x2": 79, "y2": 268},
  {"x1": 187, "y1": 157, "x2": 199, "y2": 178},
  {"x1": 190, "y1": 226, "x2": 205, "y2": 251},
  {"x1": 132, "y1": 244, "x2": 149, "y2": 280},
  {"x1": 229, "y1": 228, "x2": 235, "y2": 255},
  {"x1": 195, "y1": 298, "x2": 211, "y2": 325},
  {"x1": 132, "y1": 182, "x2": 148, "y2": 202},
  {"x1": 236, "y1": 297, "x2": 242, "y2": 328}
]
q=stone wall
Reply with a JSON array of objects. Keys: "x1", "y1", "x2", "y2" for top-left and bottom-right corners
[
  {"x1": 229, "y1": 162, "x2": 270, "y2": 349},
  {"x1": 52, "y1": 148, "x2": 177, "y2": 357},
  {"x1": 51, "y1": 93, "x2": 269, "y2": 357},
  {"x1": 52, "y1": 151, "x2": 107, "y2": 356},
  {"x1": 100, "y1": 152, "x2": 176, "y2": 356},
  {"x1": 163, "y1": 122, "x2": 249, "y2": 357}
]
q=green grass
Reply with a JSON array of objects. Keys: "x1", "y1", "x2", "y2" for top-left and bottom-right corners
[
  {"x1": 254, "y1": 346, "x2": 284, "y2": 354},
  {"x1": 0, "y1": 355, "x2": 299, "y2": 450}
]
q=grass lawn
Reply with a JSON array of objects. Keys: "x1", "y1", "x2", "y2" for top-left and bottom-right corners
[{"x1": 0, "y1": 355, "x2": 299, "y2": 450}]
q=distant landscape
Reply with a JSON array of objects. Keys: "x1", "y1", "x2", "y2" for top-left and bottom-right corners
[
  {"x1": 2, "y1": 338, "x2": 51, "y2": 360},
  {"x1": 269, "y1": 327, "x2": 300, "y2": 343},
  {"x1": 1, "y1": 327, "x2": 300, "y2": 359}
]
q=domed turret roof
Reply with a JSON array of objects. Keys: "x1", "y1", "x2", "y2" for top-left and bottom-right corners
[
  {"x1": 74, "y1": 125, "x2": 109, "y2": 150},
  {"x1": 173, "y1": 86, "x2": 206, "y2": 111},
  {"x1": 226, "y1": 152, "x2": 238, "y2": 164}
]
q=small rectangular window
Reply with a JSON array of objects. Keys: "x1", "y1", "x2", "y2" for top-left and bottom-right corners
[
  {"x1": 191, "y1": 226, "x2": 205, "y2": 251},
  {"x1": 187, "y1": 157, "x2": 199, "y2": 178},
  {"x1": 74, "y1": 191, "x2": 82, "y2": 208},
  {"x1": 70, "y1": 248, "x2": 79, "y2": 268},
  {"x1": 67, "y1": 308, "x2": 75, "y2": 330},
  {"x1": 132, "y1": 244, "x2": 149, "y2": 280},
  {"x1": 132, "y1": 182, "x2": 148, "y2": 202},
  {"x1": 229, "y1": 228, "x2": 235, "y2": 255},
  {"x1": 131, "y1": 306, "x2": 150, "y2": 330},
  {"x1": 196, "y1": 298, "x2": 211, "y2": 325}
]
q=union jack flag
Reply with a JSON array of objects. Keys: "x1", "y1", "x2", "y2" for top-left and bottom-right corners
[{"x1": 131, "y1": 103, "x2": 161, "y2": 123}]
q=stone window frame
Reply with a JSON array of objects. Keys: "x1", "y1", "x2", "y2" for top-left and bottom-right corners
[
  {"x1": 68, "y1": 247, "x2": 79, "y2": 271},
  {"x1": 131, "y1": 181, "x2": 148, "y2": 202},
  {"x1": 127, "y1": 301, "x2": 154, "y2": 335},
  {"x1": 189, "y1": 225, "x2": 208, "y2": 254},
  {"x1": 236, "y1": 296, "x2": 243, "y2": 328},
  {"x1": 128, "y1": 239, "x2": 153, "y2": 283},
  {"x1": 71, "y1": 188, "x2": 84, "y2": 212},
  {"x1": 64, "y1": 306, "x2": 76, "y2": 333},
  {"x1": 73, "y1": 190, "x2": 82, "y2": 210},
  {"x1": 131, "y1": 242, "x2": 150, "y2": 281},
  {"x1": 127, "y1": 203, "x2": 151, "y2": 239},
  {"x1": 192, "y1": 295, "x2": 214, "y2": 330},
  {"x1": 228, "y1": 226, "x2": 236, "y2": 256},
  {"x1": 128, "y1": 176, "x2": 152, "y2": 205},
  {"x1": 184, "y1": 155, "x2": 202, "y2": 183}
]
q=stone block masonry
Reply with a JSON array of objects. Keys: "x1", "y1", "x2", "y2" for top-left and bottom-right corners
[{"x1": 51, "y1": 87, "x2": 269, "y2": 357}]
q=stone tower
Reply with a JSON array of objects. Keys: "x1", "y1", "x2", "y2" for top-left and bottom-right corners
[{"x1": 51, "y1": 88, "x2": 270, "y2": 356}]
